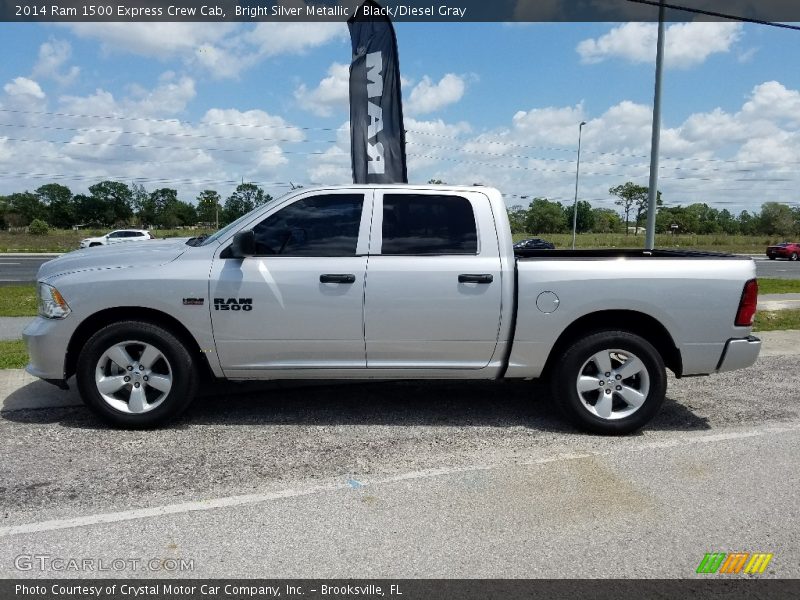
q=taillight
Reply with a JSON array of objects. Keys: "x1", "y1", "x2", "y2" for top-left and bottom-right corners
[{"x1": 735, "y1": 279, "x2": 758, "y2": 327}]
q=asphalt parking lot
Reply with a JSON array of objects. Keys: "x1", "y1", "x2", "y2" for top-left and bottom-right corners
[{"x1": 1, "y1": 333, "x2": 799, "y2": 579}]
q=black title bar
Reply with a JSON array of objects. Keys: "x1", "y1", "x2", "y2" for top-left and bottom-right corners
[{"x1": 2, "y1": 0, "x2": 800, "y2": 22}]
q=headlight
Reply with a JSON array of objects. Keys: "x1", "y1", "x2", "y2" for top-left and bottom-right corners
[{"x1": 37, "y1": 283, "x2": 71, "y2": 319}]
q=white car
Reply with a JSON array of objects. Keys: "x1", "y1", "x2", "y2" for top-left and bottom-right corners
[{"x1": 79, "y1": 229, "x2": 154, "y2": 249}]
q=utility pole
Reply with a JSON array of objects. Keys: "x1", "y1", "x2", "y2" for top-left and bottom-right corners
[
  {"x1": 645, "y1": 0, "x2": 666, "y2": 249},
  {"x1": 571, "y1": 121, "x2": 587, "y2": 250}
]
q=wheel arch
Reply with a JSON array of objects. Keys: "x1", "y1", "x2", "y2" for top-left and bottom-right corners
[
  {"x1": 65, "y1": 307, "x2": 216, "y2": 382},
  {"x1": 541, "y1": 309, "x2": 682, "y2": 379}
]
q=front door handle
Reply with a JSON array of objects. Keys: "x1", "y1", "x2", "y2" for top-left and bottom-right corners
[
  {"x1": 458, "y1": 274, "x2": 493, "y2": 284},
  {"x1": 320, "y1": 274, "x2": 356, "y2": 284}
]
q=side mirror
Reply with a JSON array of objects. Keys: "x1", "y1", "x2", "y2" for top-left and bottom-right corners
[{"x1": 230, "y1": 230, "x2": 256, "y2": 258}]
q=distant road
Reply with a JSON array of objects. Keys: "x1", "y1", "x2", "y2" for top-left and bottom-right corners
[
  {"x1": 0, "y1": 253, "x2": 797, "y2": 285},
  {"x1": 0, "y1": 255, "x2": 59, "y2": 286}
]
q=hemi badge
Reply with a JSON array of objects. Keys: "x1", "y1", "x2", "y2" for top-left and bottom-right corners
[{"x1": 182, "y1": 298, "x2": 204, "y2": 306}]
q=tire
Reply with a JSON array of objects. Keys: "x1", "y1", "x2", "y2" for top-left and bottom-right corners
[
  {"x1": 551, "y1": 330, "x2": 667, "y2": 435},
  {"x1": 89, "y1": 242, "x2": 101, "y2": 247},
  {"x1": 76, "y1": 321, "x2": 197, "y2": 428},
  {"x1": 791, "y1": 252, "x2": 798, "y2": 262},
  {"x1": 768, "y1": 256, "x2": 776, "y2": 260}
]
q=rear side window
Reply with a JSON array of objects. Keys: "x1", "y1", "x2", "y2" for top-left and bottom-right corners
[
  {"x1": 252, "y1": 194, "x2": 363, "y2": 256},
  {"x1": 381, "y1": 194, "x2": 477, "y2": 255}
]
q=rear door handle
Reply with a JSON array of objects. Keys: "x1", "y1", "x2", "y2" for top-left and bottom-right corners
[
  {"x1": 458, "y1": 274, "x2": 493, "y2": 284},
  {"x1": 320, "y1": 274, "x2": 356, "y2": 284}
]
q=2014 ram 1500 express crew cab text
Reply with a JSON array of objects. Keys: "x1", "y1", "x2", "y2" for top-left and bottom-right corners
[{"x1": 24, "y1": 185, "x2": 762, "y2": 434}]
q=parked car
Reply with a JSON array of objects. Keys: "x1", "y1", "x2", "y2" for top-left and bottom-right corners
[
  {"x1": 26, "y1": 185, "x2": 760, "y2": 434},
  {"x1": 514, "y1": 237, "x2": 555, "y2": 250},
  {"x1": 79, "y1": 229, "x2": 154, "y2": 249},
  {"x1": 766, "y1": 242, "x2": 800, "y2": 261}
]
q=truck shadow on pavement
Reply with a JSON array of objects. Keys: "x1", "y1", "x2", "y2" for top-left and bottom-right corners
[{"x1": 1, "y1": 378, "x2": 710, "y2": 433}]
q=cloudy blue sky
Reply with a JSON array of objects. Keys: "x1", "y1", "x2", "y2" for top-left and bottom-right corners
[{"x1": 1, "y1": 18, "x2": 799, "y2": 212}]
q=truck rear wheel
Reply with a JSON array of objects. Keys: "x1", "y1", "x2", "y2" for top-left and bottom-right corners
[
  {"x1": 76, "y1": 321, "x2": 197, "y2": 428},
  {"x1": 551, "y1": 330, "x2": 666, "y2": 435}
]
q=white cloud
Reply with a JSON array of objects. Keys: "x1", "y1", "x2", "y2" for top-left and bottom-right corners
[
  {"x1": 391, "y1": 77, "x2": 800, "y2": 212},
  {"x1": 741, "y1": 81, "x2": 800, "y2": 125},
  {"x1": 3, "y1": 77, "x2": 45, "y2": 99},
  {"x1": 307, "y1": 121, "x2": 351, "y2": 184},
  {"x1": 577, "y1": 22, "x2": 743, "y2": 69},
  {"x1": 0, "y1": 73, "x2": 306, "y2": 199},
  {"x1": 64, "y1": 22, "x2": 346, "y2": 79},
  {"x1": 244, "y1": 22, "x2": 347, "y2": 57},
  {"x1": 406, "y1": 74, "x2": 467, "y2": 115},
  {"x1": 294, "y1": 62, "x2": 350, "y2": 117},
  {"x1": 32, "y1": 39, "x2": 80, "y2": 85}
]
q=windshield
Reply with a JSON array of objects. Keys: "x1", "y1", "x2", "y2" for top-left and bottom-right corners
[{"x1": 196, "y1": 192, "x2": 289, "y2": 247}]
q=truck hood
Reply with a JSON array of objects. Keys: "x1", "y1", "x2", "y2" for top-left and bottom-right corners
[{"x1": 38, "y1": 239, "x2": 191, "y2": 281}]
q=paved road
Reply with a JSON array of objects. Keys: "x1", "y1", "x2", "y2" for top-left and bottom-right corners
[
  {"x1": 753, "y1": 256, "x2": 800, "y2": 279},
  {"x1": 0, "y1": 254, "x2": 798, "y2": 284},
  {"x1": 0, "y1": 255, "x2": 59, "y2": 286},
  {"x1": 0, "y1": 335, "x2": 798, "y2": 578}
]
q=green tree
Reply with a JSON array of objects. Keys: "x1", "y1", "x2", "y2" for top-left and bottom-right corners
[
  {"x1": 167, "y1": 200, "x2": 198, "y2": 227},
  {"x1": 223, "y1": 183, "x2": 270, "y2": 224},
  {"x1": 6, "y1": 192, "x2": 45, "y2": 226},
  {"x1": 506, "y1": 204, "x2": 528, "y2": 234},
  {"x1": 564, "y1": 200, "x2": 594, "y2": 233},
  {"x1": 759, "y1": 202, "x2": 795, "y2": 237},
  {"x1": 738, "y1": 210, "x2": 759, "y2": 236},
  {"x1": 36, "y1": 184, "x2": 74, "y2": 229},
  {"x1": 130, "y1": 183, "x2": 149, "y2": 225},
  {"x1": 525, "y1": 198, "x2": 567, "y2": 234},
  {"x1": 28, "y1": 218, "x2": 49, "y2": 235},
  {"x1": 591, "y1": 208, "x2": 623, "y2": 233},
  {"x1": 609, "y1": 182, "x2": 646, "y2": 234},
  {"x1": 718, "y1": 209, "x2": 740, "y2": 235},
  {"x1": 89, "y1": 181, "x2": 133, "y2": 225},
  {"x1": 196, "y1": 190, "x2": 221, "y2": 226},
  {"x1": 148, "y1": 188, "x2": 180, "y2": 228},
  {"x1": 74, "y1": 194, "x2": 108, "y2": 227}
]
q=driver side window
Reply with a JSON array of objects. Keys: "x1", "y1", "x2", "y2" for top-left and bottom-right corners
[{"x1": 251, "y1": 194, "x2": 364, "y2": 257}]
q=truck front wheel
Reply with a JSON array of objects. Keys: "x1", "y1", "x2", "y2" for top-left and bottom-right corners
[
  {"x1": 551, "y1": 330, "x2": 666, "y2": 435},
  {"x1": 76, "y1": 321, "x2": 197, "y2": 428}
]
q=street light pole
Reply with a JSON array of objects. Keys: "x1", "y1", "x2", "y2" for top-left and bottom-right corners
[
  {"x1": 571, "y1": 121, "x2": 587, "y2": 250},
  {"x1": 645, "y1": 0, "x2": 666, "y2": 249}
]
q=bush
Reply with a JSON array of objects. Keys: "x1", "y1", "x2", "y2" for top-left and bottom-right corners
[{"x1": 27, "y1": 219, "x2": 49, "y2": 235}]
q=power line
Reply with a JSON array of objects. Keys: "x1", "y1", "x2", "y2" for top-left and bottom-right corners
[
  {"x1": 3, "y1": 107, "x2": 797, "y2": 170},
  {"x1": 0, "y1": 122, "x2": 338, "y2": 146},
  {"x1": 0, "y1": 108, "x2": 343, "y2": 134},
  {"x1": 0, "y1": 170, "x2": 295, "y2": 189}
]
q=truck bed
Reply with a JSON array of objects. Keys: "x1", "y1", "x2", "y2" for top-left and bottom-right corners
[{"x1": 514, "y1": 248, "x2": 741, "y2": 259}]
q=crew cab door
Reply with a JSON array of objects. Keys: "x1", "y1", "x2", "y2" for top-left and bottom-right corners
[
  {"x1": 210, "y1": 191, "x2": 372, "y2": 373},
  {"x1": 364, "y1": 190, "x2": 503, "y2": 369}
]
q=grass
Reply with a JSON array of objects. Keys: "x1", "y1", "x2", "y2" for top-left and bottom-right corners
[
  {"x1": 757, "y1": 278, "x2": 800, "y2": 295},
  {"x1": 753, "y1": 309, "x2": 800, "y2": 332},
  {"x1": 0, "y1": 284, "x2": 37, "y2": 317},
  {"x1": 0, "y1": 339, "x2": 28, "y2": 369}
]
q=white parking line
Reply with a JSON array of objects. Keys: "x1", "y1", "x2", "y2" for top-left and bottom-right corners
[{"x1": 2, "y1": 422, "x2": 799, "y2": 538}]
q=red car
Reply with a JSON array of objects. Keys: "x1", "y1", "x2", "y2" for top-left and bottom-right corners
[{"x1": 766, "y1": 242, "x2": 800, "y2": 261}]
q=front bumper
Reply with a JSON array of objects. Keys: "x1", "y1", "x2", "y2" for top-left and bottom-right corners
[
  {"x1": 716, "y1": 335, "x2": 762, "y2": 373},
  {"x1": 23, "y1": 316, "x2": 72, "y2": 381}
]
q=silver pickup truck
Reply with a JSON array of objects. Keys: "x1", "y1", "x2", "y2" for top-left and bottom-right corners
[{"x1": 24, "y1": 185, "x2": 761, "y2": 434}]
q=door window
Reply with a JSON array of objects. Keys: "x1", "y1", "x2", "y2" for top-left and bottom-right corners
[
  {"x1": 381, "y1": 194, "x2": 477, "y2": 255},
  {"x1": 251, "y1": 194, "x2": 363, "y2": 257}
]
